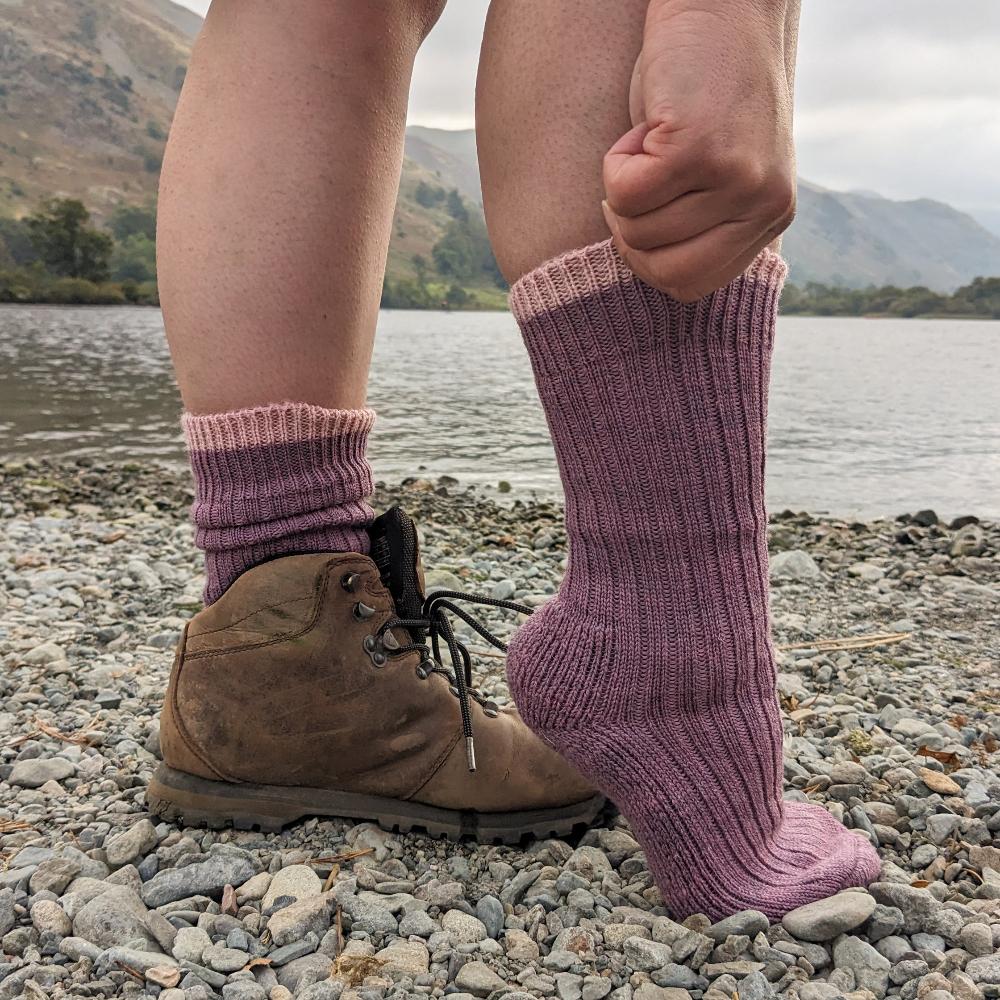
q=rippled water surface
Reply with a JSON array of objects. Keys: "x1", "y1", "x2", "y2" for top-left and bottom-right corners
[{"x1": 1, "y1": 306, "x2": 997, "y2": 519}]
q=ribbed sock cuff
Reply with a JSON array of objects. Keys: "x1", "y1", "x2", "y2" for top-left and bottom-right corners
[
  {"x1": 183, "y1": 402, "x2": 376, "y2": 604},
  {"x1": 510, "y1": 239, "x2": 786, "y2": 387}
]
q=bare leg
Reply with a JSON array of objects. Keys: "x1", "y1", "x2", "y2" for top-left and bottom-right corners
[
  {"x1": 157, "y1": 0, "x2": 445, "y2": 413},
  {"x1": 477, "y1": 0, "x2": 800, "y2": 283},
  {"x1": 476, "y1": 0, "x2": 647, "y2": 284}
]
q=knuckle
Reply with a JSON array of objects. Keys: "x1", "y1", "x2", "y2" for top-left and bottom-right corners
[
  {"x1": 616, "y1": 218, "x2": 655, "y2": 252},
  {"x1": 603, "y1": 173, "x2": 642, "y2": 218},
  {"x1": 759, "y1": 171, "x2": 797, "y2": 218}
]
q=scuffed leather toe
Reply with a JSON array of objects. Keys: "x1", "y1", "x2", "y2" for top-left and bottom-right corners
[{"x1": 411, "y1": 703, "x2": 598, "y2": 813}]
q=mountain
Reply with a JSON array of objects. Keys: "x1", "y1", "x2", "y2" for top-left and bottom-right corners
[
  {"x1": 0, "y1": 0, "x2": 190, "y2": 216},
  {"x1": 783, "y1": 182, "x2": 1000, "y2": 291},
  {"x1": 404, "y1": 126, "x2": 482, "y2": 205},
  {"x1": 2, "y1": 0, "x2": 998, "y2": 294},
  {"x1": 401, "y1": 129, "x2": 1000, "y2": 293}
]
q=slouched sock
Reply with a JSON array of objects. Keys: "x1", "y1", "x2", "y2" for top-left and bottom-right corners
[{"x1": 183, "y1": 402, "x2": 375, "y2": 604}]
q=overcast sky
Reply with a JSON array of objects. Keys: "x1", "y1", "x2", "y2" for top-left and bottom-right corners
[{"x1": 177, "y1": 0, "x2": 1000, "y2": 232}]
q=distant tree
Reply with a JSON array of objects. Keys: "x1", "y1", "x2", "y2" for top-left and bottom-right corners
[
  {"x1": 109, "y1": 203, "x2": 157, "y2": 242},
  {"x1": 415, "y1": 181, "x2": 445, "y2": 209},
  {"x1": 412, "y1": 253, "x2": 430, "y2": 288},
  {"x1": 381, "y1": 278, "x2": 432, "y2": 309},
  {"x1": 952, "y1": 276, "x2": 1000, "y2": 318},
  {"x1": 779, "y1": 278, "x2": 1000, "y2": 319},
  {"x1": 0, "y1": 217, "x2": 40, "y2": 266},
  {"x1": 79, "y1": 10, "x2": 98, "y2": 43},
  {"x1": 111, "y1": 233, "x2": 156, "y2": 283},
  {"x1": 25, "y1": 198, "x2": 113, "y2": 283},
  {"x1": 445, "y1": 188, "x2": 468, "y2": 223},
  {"x1": 146, "y1": 119, "x2": 166, "y2": 141},
  {"x1": 887, "y1": 287, "x2": 946, "y2": 318},
  {"x1": 443, "y1": 283, "x2": 471, "y2": 310},
  {"x1": 432, "y1": 212, "x2": 504, "y2": 288}
]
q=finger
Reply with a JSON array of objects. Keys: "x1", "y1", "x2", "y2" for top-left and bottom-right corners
[
  {"x1": 627, "y1": 56, "x2": 644, "y2": 127},
  {"x1": 610, "y1": 188, "x2": 749, "y2": 251},
  {"x1": 665, "y1": 232, "x2": 778, "y2": 301},
  {"x1": 608, "y1": 212, "x2": 781, "y2": 300},
  {"x1": 664, "y1": 209, "x2": 792, "y2": 299},
  {"x1": 603, "y1": 121, "x2": 696, "y2": 218}
]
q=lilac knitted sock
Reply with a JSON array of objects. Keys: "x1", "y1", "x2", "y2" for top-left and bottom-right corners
[
  {"x1": 508, "y1": 240, "x2": 880, "y2": 920},
  {"x1": 183, "y1": 402, "x2": 375, "y2": 604}
]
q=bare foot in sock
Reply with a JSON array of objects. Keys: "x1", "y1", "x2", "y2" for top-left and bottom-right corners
[{"x1": 508, "y1": 241, "x2": 881, "y2": 920}]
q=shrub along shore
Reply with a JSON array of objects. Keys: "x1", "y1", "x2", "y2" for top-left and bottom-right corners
[{"x1": 2, "y1": 197, "x2": 998, "y2": 315}]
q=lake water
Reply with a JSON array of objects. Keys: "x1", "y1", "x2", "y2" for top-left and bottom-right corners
[{"x1": 0, "y1": 305, "x2": 997, "y2": 519}]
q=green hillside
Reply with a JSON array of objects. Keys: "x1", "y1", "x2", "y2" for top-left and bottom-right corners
[{"x1": 2, "y1": 0, "x2": 999, "y2": 304}]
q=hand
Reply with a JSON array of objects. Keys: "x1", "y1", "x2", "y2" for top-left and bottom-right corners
[{"x1": 602, "y1": 0, "x2": 796, "y2": 300}]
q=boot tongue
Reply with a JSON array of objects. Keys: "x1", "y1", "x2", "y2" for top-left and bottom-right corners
[{"x1": 368, "y1": 507, "x2": 426, "y2": 627}]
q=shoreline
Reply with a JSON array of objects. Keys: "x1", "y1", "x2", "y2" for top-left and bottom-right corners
[
  {"x1": 1, "y1": 458, "x2": 998, "y2": 1000},
  {"x1": 4, "y1": 302, "x2": 1000, "y2": 321}
]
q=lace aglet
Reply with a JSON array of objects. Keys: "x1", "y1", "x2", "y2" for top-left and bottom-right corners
[{"x1": 465, "y1": 736, "x2": 477, "y2": 772}]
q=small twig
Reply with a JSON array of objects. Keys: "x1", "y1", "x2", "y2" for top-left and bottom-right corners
[
  {"x1": 776, "y1": 632, "x2": 911, "y2": 652},
  {"x1": 6, "y1": 715, "x2": 101, "y2": 748},
  {"x1": 115, "y1": 961, "x2": 145, "y2": 983},
  {"x1": 0, "y1": 820, "x2": 33, "y2": 834},
  {"x1": 309, "y1": 848, "x2": 373, "y2": 866},
  {"x1": 322, "y1": 864, "x2": 340, "y2": 892},
  {"x1": 465, "y1": 648, "x2": 507, "y2": 661}
]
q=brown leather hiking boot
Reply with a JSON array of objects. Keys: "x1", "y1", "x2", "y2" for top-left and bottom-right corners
[{"x1": 148, "y1": 508, "x2": 602, "y2": 842}]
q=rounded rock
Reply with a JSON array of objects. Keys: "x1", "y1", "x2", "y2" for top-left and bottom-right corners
[
  {"x1": 782, "y1": 891, "x2": 877, "y2": 942},
  {"x1": 442, "y1": 908, "x2": 489, "y2": 944},
  {"x1": 30, "y1": 900, "x2": 72, "y2": 938}
]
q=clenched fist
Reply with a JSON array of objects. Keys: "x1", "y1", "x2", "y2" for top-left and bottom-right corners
[{"x1": 603, "y1": 0, "x2": 797, "y2": 300}]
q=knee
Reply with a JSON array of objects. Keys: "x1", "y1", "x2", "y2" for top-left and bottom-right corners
[
  {"x1": 378, "y1": 0, "x2": 447, "y2": 41},
  {"x1": 408, "y1": 0, "x2": 448, "y2": 39},
  {"x1": 272, "y1": 0, "x2": 447, "y2": 46}
]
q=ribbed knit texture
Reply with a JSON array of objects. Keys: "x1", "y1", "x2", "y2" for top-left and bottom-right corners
[
  {"x1": 184, "y1": 402, "x2": 375, "y2": 604},
  {"x1": 508, "y1": 240, "x2": 880, "y2": 920}
]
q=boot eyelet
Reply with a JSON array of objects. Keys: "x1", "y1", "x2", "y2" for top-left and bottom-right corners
[
  {"x1": 372, "y1": 652, "x2": 387, "y2": 667},
  {"x1": 483, "y1": 703, "x2": 499, "y2": 719},
  {"x1": 353, "y1": 601, "x2": 376, "y2": 620},
  {"x1": 448, "y1": 684, "x2": 459, "y2": 698},
  {"x1": 341, "y1": 572, "x2": 361, "y2": 593},
  {"x1": 363, "y1": 636, "x2": 377, "y2": 653},
  {"x1": 415, "y1": 665, "x2": 429, "y2": 680}
]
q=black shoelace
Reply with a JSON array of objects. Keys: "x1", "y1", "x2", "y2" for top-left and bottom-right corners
[{"x1": 373, "y1": 589, "x2": 533, "y2": 772}]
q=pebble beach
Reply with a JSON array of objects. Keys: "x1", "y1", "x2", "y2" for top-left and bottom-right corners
[{"x1": 1, "y1": 457, "x2": 998, "y2": 1000}]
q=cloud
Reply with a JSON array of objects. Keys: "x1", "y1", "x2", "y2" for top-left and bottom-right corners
[
  {"x1": 792, "y1": 1, "x2": 1000, "y2": 224},
  {"x1": 173, "y1": 0, "x2": 1000, "y2": 226}
]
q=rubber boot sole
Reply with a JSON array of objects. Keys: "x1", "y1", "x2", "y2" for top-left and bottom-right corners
[{"x1": 147, "y1": 764, "x2": 605, "y2": 844}]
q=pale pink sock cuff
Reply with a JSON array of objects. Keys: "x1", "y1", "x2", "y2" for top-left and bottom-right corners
[
  {"x1": 510, "y1": 239, "x2": 786, "y2": 385},
  {"x1": 510, "y1": 239, "x2": 786, "y2": 323},
  {"x1": 182, "y1": 402, "x2": 376, "y2": 452},
  {"x1": 182, "y1": 402, "x2": 376, "y2": 603}
]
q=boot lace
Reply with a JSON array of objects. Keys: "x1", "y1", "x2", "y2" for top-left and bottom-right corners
[{"x1": 373, "y1": 590, "x2": 533, "y2": 772}]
